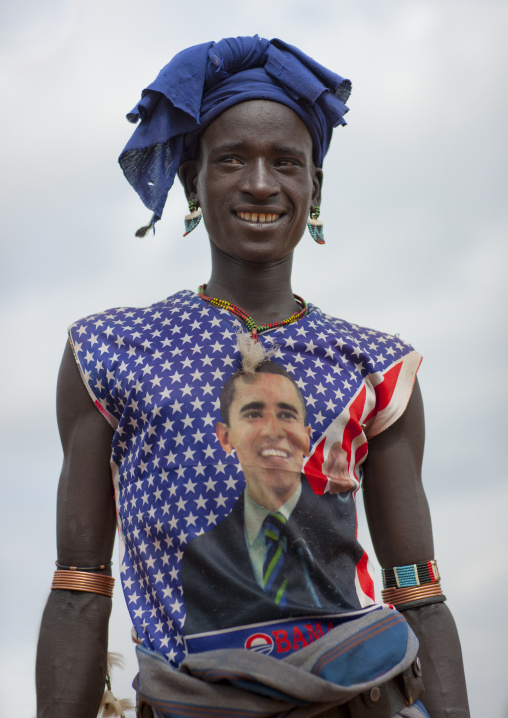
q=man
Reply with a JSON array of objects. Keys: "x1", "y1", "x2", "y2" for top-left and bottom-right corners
[
  {"x1": 181, "y1": 361, "x2": 365, "y2": 637},
  {"x1": 37, "y1": 36, "x2": 469, "y2": 718}
]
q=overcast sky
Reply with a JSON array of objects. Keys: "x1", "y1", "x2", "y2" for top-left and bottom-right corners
[{"x1": 1, "y1": 1, "x2": 507, "y2": 715}]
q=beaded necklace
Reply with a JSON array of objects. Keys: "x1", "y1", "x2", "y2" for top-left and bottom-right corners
[{"x1": 198, "y1": 285, "x2": 308, "y2": 340}]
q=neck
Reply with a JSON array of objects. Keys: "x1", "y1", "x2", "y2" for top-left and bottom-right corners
[{"x1": 204, "y1": 243, "x2": 299, "y2": 325}]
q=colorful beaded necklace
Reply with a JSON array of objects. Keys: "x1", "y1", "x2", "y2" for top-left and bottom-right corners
[{"x1": 198, "y1": 285, "x2": 308, "y2": 340}]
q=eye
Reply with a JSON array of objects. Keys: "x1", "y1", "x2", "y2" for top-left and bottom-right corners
[
  {"x1": 275, "y1": 158, "x2": 300, "y2": 168},
  {"x1": 219, "y1": 156, "x2": 243, "y2": 166},
  {"x1": 278, "y1": 410, "x2": 298, "y2": 420},
  {"x1": 243, "y1": 410, "x2": 262, "y2": 419}
]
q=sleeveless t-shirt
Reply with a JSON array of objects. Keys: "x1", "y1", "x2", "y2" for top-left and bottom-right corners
[{"x1": 68, "y1": 290, "x2": 421, "y2": 666}]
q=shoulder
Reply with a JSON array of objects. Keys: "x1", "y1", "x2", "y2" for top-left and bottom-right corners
[
  {"x1": 309, "y1": 304, "x2": 420, "y2": 375},
  {"x1": 305, "y1": 305, "x2": 422, "y2": 439},
  {"x1": 68, "y1": 290, "x2": 196, "y2": 341},
  {"x1": 66, "y1": 290, "x2": 197, "y2": 426}
]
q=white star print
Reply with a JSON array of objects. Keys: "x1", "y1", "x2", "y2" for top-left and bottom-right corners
[{"x1": 68, "y1": 290, "x2": 416, "y2": 669}]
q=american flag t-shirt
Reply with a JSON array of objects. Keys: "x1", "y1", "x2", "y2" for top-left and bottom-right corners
[{"x1": 68, "y1": 290, "x2": 421, "y2": 666}]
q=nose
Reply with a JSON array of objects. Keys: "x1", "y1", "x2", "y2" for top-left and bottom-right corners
[
  {"x1": 260, "y1": 412, "x2": 284, "y2": 438},
  {"x1": 240, "y1": 159, "x2": 279, "y2": 200}
]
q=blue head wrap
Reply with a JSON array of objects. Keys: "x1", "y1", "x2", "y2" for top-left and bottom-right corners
[{"x1": 119, "y1": 36, "x2": 351, "y2": 224}]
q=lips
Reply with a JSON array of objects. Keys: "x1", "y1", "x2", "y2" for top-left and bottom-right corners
[
  {"x1": 260, "y1": 448, "x2": 290, "y2": 458},
  {"x1": 235, "y1": 211, "x2": 281, "y2": 223}
]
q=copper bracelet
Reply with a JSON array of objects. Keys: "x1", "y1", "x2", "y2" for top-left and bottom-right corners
[
  {"x1": 51, "y1": 570, "x2": 114, "y2": 598},
  {"x1": 381, "y1": 581, "x2": 444, "y2": 606}
]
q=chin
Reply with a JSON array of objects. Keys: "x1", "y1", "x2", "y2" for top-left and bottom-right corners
[
  {"x1": 233, "y1": 242, "x2": 290, "y2": 264},
  {"x1": 210, "y1": 230, "x2": 303, "y2": 264},
  {"x1": 264, "y1": 467, "x2": 302, "y2": 486}
]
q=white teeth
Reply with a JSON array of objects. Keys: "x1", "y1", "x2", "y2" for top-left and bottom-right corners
[
  {"x1": 237, "y1": 212, "x2": 279, "y2": 223},
  {"x1": 261, "y1": 448, "x2": 289, "y2": 458}
]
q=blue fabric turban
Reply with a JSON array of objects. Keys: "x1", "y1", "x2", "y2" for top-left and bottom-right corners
[{"x1": 119, "y1": 36, "x2": 351, "y2": 223}]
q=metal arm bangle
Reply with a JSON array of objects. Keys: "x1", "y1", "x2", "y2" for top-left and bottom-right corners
[
  {"x1": 51, "y1": 570, "x2": 114, "y2": 598},
  {"x1": 381, "y1": 559, "x2": 443, "y2": 606},
  {"x1": 393, "y1": 594, "x2": 447, "y2": 612},
  {"x1": 381, "y1": 581, "x2": 445, "y2": 606}
]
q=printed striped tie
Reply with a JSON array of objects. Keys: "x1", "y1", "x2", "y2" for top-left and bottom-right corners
[{"x1": 262, "y1": 512, "x2": 288, "y2": 608}]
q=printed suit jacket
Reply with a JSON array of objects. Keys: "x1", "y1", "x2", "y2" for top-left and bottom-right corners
[{"x1": 181, "y1": 476, "x2": 364, "y2": 636}]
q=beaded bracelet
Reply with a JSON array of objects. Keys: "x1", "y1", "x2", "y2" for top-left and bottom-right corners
[
  {"x1": 381, "y1": 560, "x2": 444, "y2": 606},
  {"x1": 382, "y1": 560, "x2": 440, "y2": 589},
  {"x1": 51, "y1": 570, "x2": 114, "y2": 598}
]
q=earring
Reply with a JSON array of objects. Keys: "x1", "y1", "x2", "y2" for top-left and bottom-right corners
[
  {"x1": 183, "y1": 199, "x2": 203, "y2": 237},
  {"x1": 307, "y1": 206, "x2": 325, "y2": 245}
]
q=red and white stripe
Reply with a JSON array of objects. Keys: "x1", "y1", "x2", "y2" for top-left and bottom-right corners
[
  {"x1": 302, "y1": 350, "x2": 422, "y2": 606},
  {"x1": 303, "y1": 350, "x2": 421, "y2": 496}
]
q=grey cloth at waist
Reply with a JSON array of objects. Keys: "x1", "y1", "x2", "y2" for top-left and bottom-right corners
[
  {"x1": 138, "y1": 665, "x2": 426, "y2": 717},
  {"x1": 134, "y1": 607, "x2": 427, "y2": 718}
]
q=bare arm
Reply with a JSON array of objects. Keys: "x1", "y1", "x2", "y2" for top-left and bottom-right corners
[
  {"x1": 36, "y1": 341, "x2": 116, "y2": 718},
  {"x1": 363, "y1": 380, "x2": 470, "y2": 717}
]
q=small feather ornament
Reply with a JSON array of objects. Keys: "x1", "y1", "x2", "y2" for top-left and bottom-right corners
[
  {"x1": 107, "y1": 653, "x2": 125, "y2": 673},
  {"x1": 135, "y1": 214, "x2": 156, "y2": 238},
  {"x1": 99, "y1": 690, "x2": 134, "y2": 717},
  {"x1": 97, "y1": 653, "x2": 135, "y2": 718}
]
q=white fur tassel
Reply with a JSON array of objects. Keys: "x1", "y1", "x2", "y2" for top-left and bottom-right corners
[
  {"x1": 236, "y1": 330, "x2": 278, "y2": 374},
  {"x1": 97, "y1": 652, "x2": 135, "y2": 717},
  {"x1": 99, "y1": 690, "x2": 135, "y2": 717}
]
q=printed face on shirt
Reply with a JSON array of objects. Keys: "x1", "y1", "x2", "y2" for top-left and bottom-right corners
[{"x1": 216, "y1": 373, "x2": 311, "y2": 510}]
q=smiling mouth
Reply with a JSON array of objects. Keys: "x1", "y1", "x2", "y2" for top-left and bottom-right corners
[
  {"x1": 260, "y1": 448, "x2": 290, "y2": 458},
  {"x1": 236, "y1": 212, "x2": 281, "y2": 223}
]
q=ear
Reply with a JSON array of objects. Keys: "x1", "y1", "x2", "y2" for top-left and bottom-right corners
[
  {"x1": 178, "y1": 160, "x2": 200, "y2": 203},
  {"x1": 303, "y1": 425, "x2": 312, "y2": 457},
  {"x1": 216, "y1": 422, "x2": 233, "y2": 454},
  {"x1": 311, "y1": 167, "x2": 323, "y2": 207}
]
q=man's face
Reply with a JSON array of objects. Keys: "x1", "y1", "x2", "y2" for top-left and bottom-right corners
[
  {"x1": 216, "y1": 373, "x2": 311, "y2": 509},
  {"x1": 186, "y1": 100, "x2": 322, "y2": 265}
]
